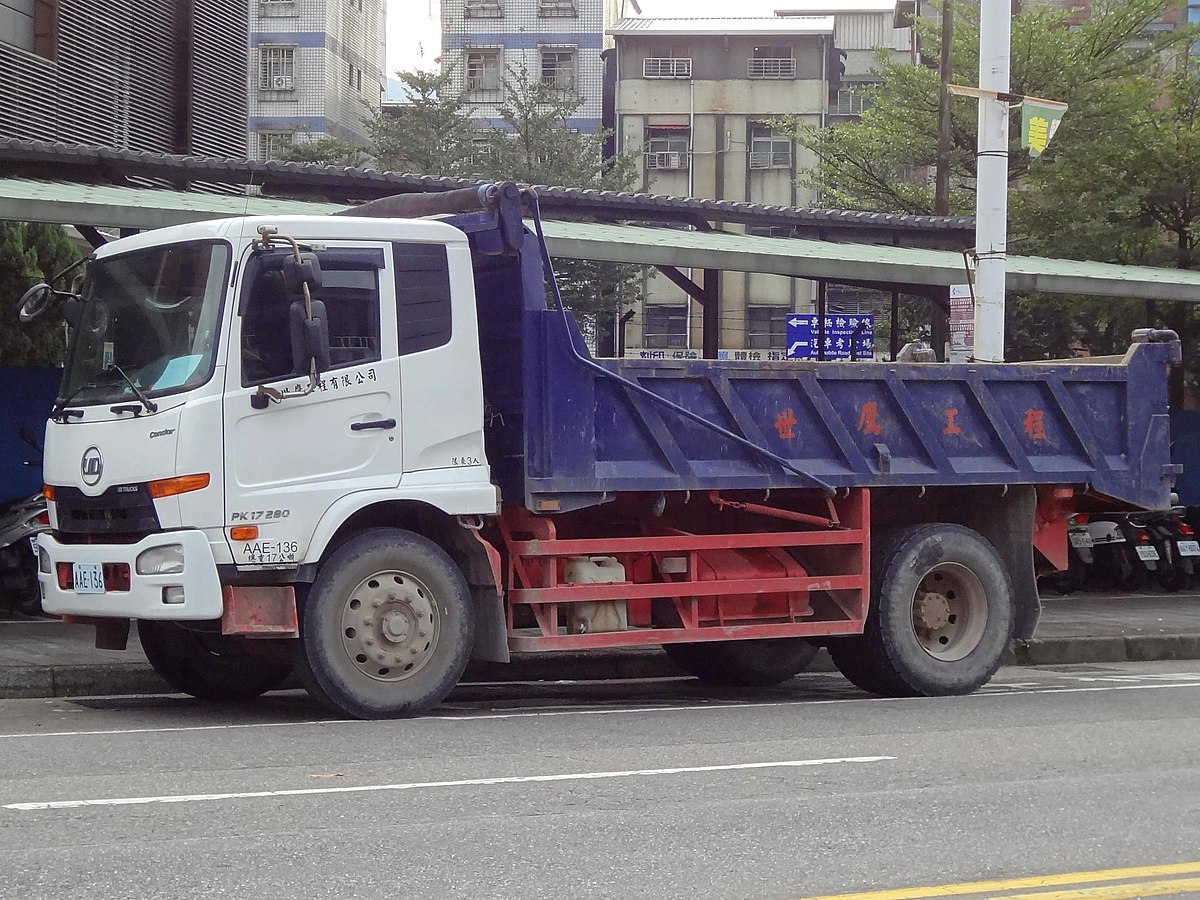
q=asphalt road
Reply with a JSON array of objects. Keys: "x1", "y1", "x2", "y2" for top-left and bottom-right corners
[{"x1": 2, "y1": 663, "x2": 1199, "y2": 900}]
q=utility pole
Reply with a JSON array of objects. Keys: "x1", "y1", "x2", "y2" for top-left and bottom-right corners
[
  {"x1": 973, "y1": 0, "x2": 1011, "y2": 363},
  {"x1": 934, "y1": 0, "x2": 954, "y2": 216}
]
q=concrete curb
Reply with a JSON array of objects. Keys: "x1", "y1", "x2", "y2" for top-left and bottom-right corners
[{"x1": 3, "y1": 636, "x2": 1200, "y2": 700}]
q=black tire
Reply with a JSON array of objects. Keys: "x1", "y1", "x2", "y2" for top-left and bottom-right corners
[
  {"x1": 828, "y1": 524, "x2": 1015, "y2": 698},
  {"x1": 294, "y1": 528, "x2": 474, "y2": 719},
  {"x1": 137, "y1": 620, "x2": 293, "y2": 701},
  {"x1": 663, "y1": 638, "x2": 819, "y2": 686}
]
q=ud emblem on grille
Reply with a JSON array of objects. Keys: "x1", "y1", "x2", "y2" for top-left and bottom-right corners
[{"x1": 81, "y1": 446, "x2": 103, "y2": 486}]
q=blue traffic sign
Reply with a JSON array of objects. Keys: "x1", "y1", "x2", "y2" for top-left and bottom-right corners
[{"x1": 786, "y1": 315, "x2": 875, "y2": 360}]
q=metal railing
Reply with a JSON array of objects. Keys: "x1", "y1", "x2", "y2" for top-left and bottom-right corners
[
  {"x1": 643, "y1": 57, "x2": 691, "y2": 78},
  {"x1": 747, "y1": 58, "x2": 796, "y2": 79}
]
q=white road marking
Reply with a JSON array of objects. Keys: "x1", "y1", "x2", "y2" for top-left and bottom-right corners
[
  {"x1": 2, "y1": 756, "x2": 896, "y2": 811},
  {"x1": 2, "y1": 679, "x2": 1199, "y2": 740}
]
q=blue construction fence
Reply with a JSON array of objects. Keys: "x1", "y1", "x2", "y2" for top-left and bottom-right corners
[{"x1": 0, "y1": 367, "x2": 60, "y2": 504}]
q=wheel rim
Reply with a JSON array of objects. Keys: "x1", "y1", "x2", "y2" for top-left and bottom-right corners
[
  {"x1": 339, "y1": 570, "x2": 441, "y2": 682},
  {"x1": 909, "y1": 562, "x2": 989, "y2": 662}
]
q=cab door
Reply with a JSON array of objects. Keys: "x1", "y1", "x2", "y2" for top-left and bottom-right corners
[{"x1": 222, "y1": 242, "x2": 401, "y2": 567}]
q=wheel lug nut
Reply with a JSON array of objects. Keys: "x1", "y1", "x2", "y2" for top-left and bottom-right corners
[
  {"x1": 377, "y1": 652, "x2": 386, "y2": 661},
  {"x1": 410, "y1": 647, "x2": 419, "y2": 655},
  {"x1": 364, "y1": 618, "x2": 372, "y2": 626},
  {"x1": 372, "y1": 599, "x2": 382, "y2": 608},
  {"x1": 418, "y1": 630, "x2": 427, "y2": 638},
  {"x1": 365, "y1": 638, "x2": 374, "y2": 646}
]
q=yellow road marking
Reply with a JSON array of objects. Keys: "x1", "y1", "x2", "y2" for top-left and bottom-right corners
[
  {"x1": 1001, "y1": 875, "x2": 1200, "y2": 899},
  {"x1": 795, "y1": 862, "x2": 1200, "y2": 900}
]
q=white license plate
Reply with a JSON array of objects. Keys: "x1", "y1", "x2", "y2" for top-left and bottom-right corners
[
  {"x1": 1069, "y1": 532, "x2": 1094, "y2": 548},
  {"x1": 1178, "y1": 540, "x2": 1200, "y2": 557},
  {"x1": 1135, "y1": 545, "x2": 1160, "y2": 562},
  {"x1": 72, "y1": 563, "x2": 106, "y2": 594}
]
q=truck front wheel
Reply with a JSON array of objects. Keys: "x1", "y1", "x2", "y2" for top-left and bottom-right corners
[
  {"x1": 663, "y1": 638, "x2": 819, "y2": 686},
  {"x1": 137, "y1": 621, "x2": 293, "y2": 701},
  {"x1": 828, "y1": 524, "x2": 1014, "y2": 697},
  {"x1": 295, "y1": 528, "x2": 474, "y2": 719}
]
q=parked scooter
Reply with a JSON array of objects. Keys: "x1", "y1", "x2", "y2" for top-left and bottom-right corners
[
  {"x1": 0, "y1": 428, "x2": 50, "y2": 616},
  {"x1": 1141, "y1": 507, "x2": 1198, "y2": 592},
  {"x1": 1039, "y1": 514, "x2": 1092, "y2": 595},
  {"x1": 1086, "y1": 514, "x2": 1158, "y2": 591}
]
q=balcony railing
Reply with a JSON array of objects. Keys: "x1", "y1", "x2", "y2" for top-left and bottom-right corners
[
  {"x1": 747, "y1": 58, "x2": 796, "y2": 79},
  {"x1": 643, "y1": 57, "x2": 691, "y2": 78}
]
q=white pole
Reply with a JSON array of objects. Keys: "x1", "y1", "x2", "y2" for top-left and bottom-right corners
[{"x1": 973, "y1": 0, "x2": 1011, "y2": 363}]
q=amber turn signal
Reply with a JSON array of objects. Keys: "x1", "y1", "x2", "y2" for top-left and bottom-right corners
[
  {"x1": 230, "y1": 526, "x2": 258, "y2": 541},
  {"x1": 42, "y1": 484, "x2": 56, "y2": 501},
  {"x1": 147, "y1": 473, "x2": 211, "y2": 499}
]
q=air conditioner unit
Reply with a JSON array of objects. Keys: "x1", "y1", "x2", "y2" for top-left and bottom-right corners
[
  {"x1": 647, "y1": 151, "x2": 685, "y2": 170},
  {"x1": 271, "y1": 75, "x2": 294, "y2": 90}
]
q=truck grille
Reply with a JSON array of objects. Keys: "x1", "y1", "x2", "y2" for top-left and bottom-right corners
[{"x1": 53, "y1": 484, "x2": 160, "y2": 539}]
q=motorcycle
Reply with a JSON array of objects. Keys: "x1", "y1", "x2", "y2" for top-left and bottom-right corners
[
  {"x1": 1039, "y1": 514, "x2": 1092, "y2": 595},
  {"x1": 1142, "y1": 507, "x2": 1198, "y2": 593},
  {"x1": 0, "y1": 427, "x2": 50, "y2": 617},
  {"x1": 1086, "y1": 514, "x2": 1158, "y2": 592}
]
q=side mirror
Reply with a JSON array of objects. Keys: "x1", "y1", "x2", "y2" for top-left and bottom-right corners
[
  {"x1": 290, "y1": 300, "x2": 331, "y2": 376},
  {"x1": 17, "y1": 283, "x2": 55, "y2": 324}
]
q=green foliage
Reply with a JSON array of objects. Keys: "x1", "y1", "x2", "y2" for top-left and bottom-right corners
[
  {"x1": 777, "y1": 0, "x2": 1200, "y2": 389},
  {"x1": 0, "y1": 222, "x2": 75, "y2": 366},
  {"x1": 279, "y1": 137, "x2": 372, "y2": 167},
  {"x1": 366, "y1": 66, "x2": 645, "y2": 326}
]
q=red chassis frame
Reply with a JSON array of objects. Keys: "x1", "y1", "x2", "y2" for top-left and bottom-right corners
[{"x1": 493, "y1": 489, "x2": 871, "y2": 652}]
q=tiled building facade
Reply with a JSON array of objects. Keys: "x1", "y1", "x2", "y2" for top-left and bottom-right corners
[
  {"x1": 249, "y1": 0, "x2": 386, "y2": 160},
  {"x1": 440, "y1": 0, "x2": 610, "y2": 131}
]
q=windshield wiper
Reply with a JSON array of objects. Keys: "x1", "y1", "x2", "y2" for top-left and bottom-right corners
[{"x1": 107, "y1": 364, "x2": 158, "y2": 414}]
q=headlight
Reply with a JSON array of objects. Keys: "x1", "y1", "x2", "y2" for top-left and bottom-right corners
[{"x1": 135, "y1": 544, "x2": 185, "y2": 575}]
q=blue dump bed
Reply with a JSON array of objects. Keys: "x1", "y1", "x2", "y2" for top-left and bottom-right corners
[{"x1": 457, "y1": 204, "x2": 1179, "y2": 515}]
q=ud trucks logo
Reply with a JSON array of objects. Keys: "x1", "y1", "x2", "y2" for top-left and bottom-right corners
[{"x1": 81, "y1": 446, "x2": 103, "y2": 486}]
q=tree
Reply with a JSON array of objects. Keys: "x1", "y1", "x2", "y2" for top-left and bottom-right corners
[
  {"x1": 0, "y1": 222, "x2": 76, "y2": 366},
  {"x1": 776, "y1": 0, "x2": 1197, "y2": 379},
  {"x1": 362, "y1": 66, "x2": 645, "y2": 331},
  {"x1": 367, "y1": 69, "x2": 481, "y2": 177},
  {"x1": 280, "y1": 136, "x2": 372, "y2": 167}
]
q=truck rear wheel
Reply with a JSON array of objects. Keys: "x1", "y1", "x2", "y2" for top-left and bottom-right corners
[
  {"x1": 663, "y1": 638, "x2": 819, "y2": 686},
  {"x1": 828, "y1": 524, "x2": 1014, "y2": 697},
  {"x1": 137, "y1": 620, "x2": 293, "y2": 701},
  {"x1": 295, "y1": 528, "x2": 474, "y2": 719}
]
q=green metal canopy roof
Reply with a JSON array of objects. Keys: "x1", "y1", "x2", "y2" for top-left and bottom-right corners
[{"x1": 3, "y1": 176, "x2": 1200, "y2": 302}]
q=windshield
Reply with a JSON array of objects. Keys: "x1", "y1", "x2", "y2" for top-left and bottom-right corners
[{"x1": 59, "y1": 240, "x2": 230, "y2": 408}]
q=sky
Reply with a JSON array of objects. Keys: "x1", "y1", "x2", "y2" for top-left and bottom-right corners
[{"x1": 385, "y1": 0, "x2": 789, "y2": 77}]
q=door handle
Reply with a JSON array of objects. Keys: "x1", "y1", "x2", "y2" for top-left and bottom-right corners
[{"x1": 351, "y1": 418, "x2": 397, "y2": 431}]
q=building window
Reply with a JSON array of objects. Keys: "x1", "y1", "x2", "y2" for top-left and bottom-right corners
[
  {"x1": 643, "y1": 305, "x2": 688, "y2": 349},
  {"x1": 258, "y1": 45, "x2": 296, "y2": 91},
  {"x1": 2, "y1": 0, "x2": 59, "y2": 59},
  {"x1": 466, "y1": 49, "x2": 502, "y2": 93},
  {"x1": 748, "y1": 45, "x2": 795, "y2": 79},
  {"x1": 538, "y1": 0, "x2": 577, "y2": 15},
  {"x1": 833, "y1": 83, "x2": 872, "y2": 116},
  {"x1": 348, "y1": 63, "x2": 363, "y2": 91},
  {"x1": 644, "y1": 128, "x2": 689, "y2": 170},
  {"x1": 746, "y1": 225, "x2": 797, "y2": 238},
  {"x1": 746, "y1": 306, "x2": 788, "y2": 350},
  {"x1": 256, "y1": 131, "x2": 295, "y2": 161},
  {"x1": 540, "y1": 47, "x2": 576, "y2": 92},
  {"x1": 464, "y1": 0, "x2": 503, "y2": 18},
  {"x1": 749, "y1": 123, "x2": 791, "y2": 170},
  {"x1": 468, "y1": 138, "x2": 493, "y2": 173},
  {"x1": 643, "y1": 46, "x2": 691, "y2": 79}
]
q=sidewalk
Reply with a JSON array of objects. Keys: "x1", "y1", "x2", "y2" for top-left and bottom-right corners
[{"x1": 2, "y1": 590, "x2": 1199, "y2": 699}]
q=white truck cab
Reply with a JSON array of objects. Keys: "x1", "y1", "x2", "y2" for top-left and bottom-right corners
[{"x1": 36, "y1": 216, "x2": 500, "y2": 712}]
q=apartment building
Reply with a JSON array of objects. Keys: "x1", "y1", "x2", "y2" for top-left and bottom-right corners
[
  {"x1": 249, "y1": 0, "x2": 386, "y2": 161},
  {"x1": 440, "y1": 0, "x2": 614, "y2": 131},
  {"x1": 608, "y1": 7, "x2": 911, "y2": 352},
  {"x1": 0, "y1": 0, "x2": 246, "y2": 158}
]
